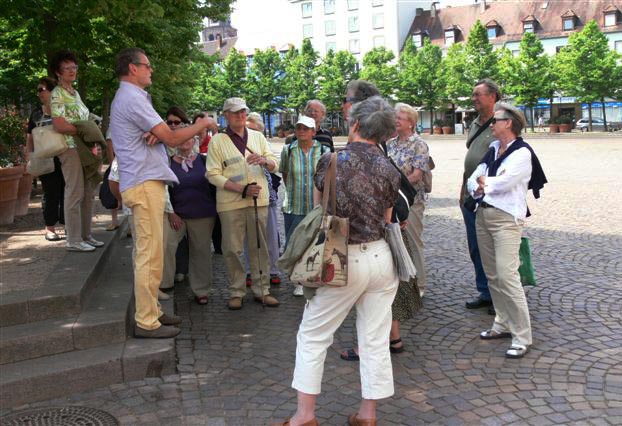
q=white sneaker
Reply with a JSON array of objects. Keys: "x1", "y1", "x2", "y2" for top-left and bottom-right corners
[
  {"x1": 174, "y1": 273, "x2": 185, "y2": 283},
  {"x1": 293, "y1": 284, "x2": 304, "y2": 297},
  {"x1": 66, "y1": 241, "x2": 96, "y2": 252},
  {"x1": 158, "y1": 290, "x2": 170, "y2": 301},
  {"x1": 83, "y1": 237, "x2": 104, "y2": 248}
]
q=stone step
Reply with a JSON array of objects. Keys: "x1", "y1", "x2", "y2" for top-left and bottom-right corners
[
  {"x1": 0, "y1": 337, "x2": 175, "y2": 407},
  {"x1": 0, "y1": 225, "x2": 123, "y2": 327}
]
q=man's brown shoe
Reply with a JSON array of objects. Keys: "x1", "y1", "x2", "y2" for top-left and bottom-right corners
[
  {"x1": 254, "y1": 294, "x2": 280, "y2": 307},
  {"x1": 228, "y1": 297, "x2": 243, "y2": 310},
  {"x1": 134, "y1": 325, "x2": 180, "y2": 339},
  {"x1": 347, "y1": 413, "x2": 376, "y2": 426},
  {"x1": 159, "y1": 313, "x2": 182, "y2": 326}
]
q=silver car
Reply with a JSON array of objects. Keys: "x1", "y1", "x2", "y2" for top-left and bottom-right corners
[{"x1": 575, "y1": 117, "x2": 621, "y2": 132}]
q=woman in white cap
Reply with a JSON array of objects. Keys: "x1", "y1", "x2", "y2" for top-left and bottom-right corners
[{"x1": 279, "y1": 115, "x2": 331, "y2": 296}]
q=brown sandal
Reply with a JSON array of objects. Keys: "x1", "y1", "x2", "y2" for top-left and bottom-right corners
[{"x1": 348, "y1": 413, "x2": 376, "y2": 426}]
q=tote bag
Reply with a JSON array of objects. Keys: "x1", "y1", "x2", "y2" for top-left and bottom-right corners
[
  {"x1": 518, "y1": 237, "x2": 537, "y2": 286},
  {"x1": 26, "y1": 156, "x2": 54, "y2": 177},
  {"x1": 32, "y1": 125, "x2": 68, "y2": 158},
  {"x1": 290, "y1": 153, "x2": 349, "y2": 288}
]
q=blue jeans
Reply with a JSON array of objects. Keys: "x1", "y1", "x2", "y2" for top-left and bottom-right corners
[
  {"x1": 460, "y1": 205, "x2": 491, "y2": 301},
  {"x1": 283, "y1": 213, "x2": 306, "y2": 248}
]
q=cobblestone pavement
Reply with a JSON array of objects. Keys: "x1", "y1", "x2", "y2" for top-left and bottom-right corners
[{"x1": 5, "y1": 137, "x2": 622, "y2": 425}]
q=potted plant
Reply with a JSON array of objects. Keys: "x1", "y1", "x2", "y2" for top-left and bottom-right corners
[
  {"x1": 433, "y1": 118, "x2": 443, "y2": 135},
  {"x1": 549, "y1": 116, "x2": 560, "y2": 133},
  {"x1": 558, "y1": 115, "x2": 573, "y2": 133},
  {"x1": 0, "y1": 105, "x2": 26, "y2": 225},
  {"x1": 441, "y1": 119, "x2": 454, "y2": 135}
]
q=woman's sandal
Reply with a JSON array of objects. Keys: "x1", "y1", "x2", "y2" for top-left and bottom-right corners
[
  {"x1": 340, "y1": 348, "x2": 360, "y2": 361},
  {"x1": 390, "y1": 338, "x2": 405, "y2": 354},
  {"x1": 480, "y1": 329, "x2": 512, "y2": 340}
]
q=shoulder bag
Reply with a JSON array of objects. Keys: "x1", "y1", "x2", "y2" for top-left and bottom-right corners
[
  {"x1": 289, "y1": 153, "x2": 349, "y2": 288},
  {"x1": 26, "y1": 155, "x2": 55, "y2": 177},
  {"x1": 379, "y1": 142, "x2": 416, "y2": 223},
  {"x1": 32, "y1": 125, "x2": 68, "y2": 158}
]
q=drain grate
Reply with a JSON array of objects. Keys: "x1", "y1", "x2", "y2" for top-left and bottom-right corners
[{"x1": 0, "y1": 406, "x2": 118, "y2": 426}]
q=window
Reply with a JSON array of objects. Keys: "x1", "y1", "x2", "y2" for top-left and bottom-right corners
[
  {"x1": 208, "y1": 34, "x2": 215, "y2": 41},
  {"x1": 326, "y1": 41, "x2": 337, "y2": 52},
  {"x1": 487, "y1": 27, "x2": 497, "y2": 39},
  {"x1": 303, "y1": 23, "x2": 313, "y2": 39},
  {"x1": 372, "y1": 0, "x2": 383, "y2": 6},
  {"x1": 349, "y1": 39, "x2": 360, "y2": 54},
  {"x1": 348, "y1": 16, "x2": 359, "y2": 32},
  {"x1": 523, "y1": 22, "x2": 534, "y2": 33},
  {"x1": 563, "y1": 17, "x2": 574, "y2": 31},
  {"x1": 301, "y1": 2, "x2": 312, "y2": 18},
  {"x1": 512, "y1": 50, "x2": 520, "y2": 57},
  {"x1": 373, "y1": 13, "x2": 384, "y2": 29},
  {"x1": 605, "y1": 13, "x2": 617, "y2": 27},
  {"x1": 445, "y1": 29, "x2": 455, "y2": 46},
  {"x1": 325, "y1": 20, "x2": 336, "y2": 36},
  {"x1": 413, "y1": 34, "x2": 423, "y2": 48},
  {"x1": 373, "y1": 36, "x2": 385, "y2": 48},
  {"x1": 348, "y1": 0, "x2": 359, "y2": 11},
  {"x1": 616, "y1": 41, "x2": 622, "y2": 53},
  {"x1": 324, "y1": 0, "x2": 335, "y2": 15}
]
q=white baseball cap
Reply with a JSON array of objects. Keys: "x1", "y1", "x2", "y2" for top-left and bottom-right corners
[
  {"x1": 295, "y1": 115, "x2": 316, "y2": 129},
  {"x1": 223, "y1": 97, "x2": 249, "y2": 112}
]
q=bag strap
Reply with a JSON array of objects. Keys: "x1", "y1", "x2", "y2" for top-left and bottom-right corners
[
  {"x1": 466, "y1": 117, "x2": 493, "y2": 148},
  {"x1": 321, "y1": 153, "x2": 337, "y2": 216}
]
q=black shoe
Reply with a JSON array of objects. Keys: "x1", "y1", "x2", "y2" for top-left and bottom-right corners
[
  {"x1": 465, "y1": 298, "x2": 493, "y2": 309},
  {"x1": 487, "y1": 306, "x2": 496, "y2": 316},
  {"x1": 134, "y1": 325, "x2": 180, "y2": 338}
]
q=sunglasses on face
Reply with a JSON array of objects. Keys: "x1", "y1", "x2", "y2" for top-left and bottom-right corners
[
  {"x1": 167, "y1": 119, "x2": 182, "y2": 126},
  {"x1": 491, "y1": 117, "x2": 510, "y2": 124}
]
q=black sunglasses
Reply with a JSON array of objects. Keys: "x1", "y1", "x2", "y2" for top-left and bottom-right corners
[
  {"x1": 491, "y1": 117, "x2": 510, "y2": 124},
  {"x1": 167, "y1": 119, "x2": 182, "y2": 126}
]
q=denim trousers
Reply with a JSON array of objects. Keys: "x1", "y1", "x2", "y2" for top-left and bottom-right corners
[{"x1": 460, "y1": 205, "x2": 491, "y2": 300}]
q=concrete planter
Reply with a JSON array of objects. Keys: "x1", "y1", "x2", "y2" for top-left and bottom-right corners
[
  {"x1": 15, "y1": 167, "x2": 33, "y2": 216},
  {"x1": 559, "y1": 124, "x2": 572, "y2": 133},
  {"x1": 0, "y1": 165, "x2": 24, "y2": 225},
  {"x1": 549, "y1": 124, "x2": 559, "y2": 133},
  {"x1": 433, "y1": 127, "x2": 443, "y2": 135}
]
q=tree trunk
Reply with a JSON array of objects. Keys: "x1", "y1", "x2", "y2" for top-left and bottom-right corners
[
  {"x1": 601, "y1": 97, "x2": 608, "y2": 132},
  {"x1": 451, "y1": 103, "x2": 456, "y2": 133},
  {"x1": 429, "y1": 108, "x2": 434, "y2": 132},
  {"x1": 588, "y1": 103, "x2": 593, "y2": 132},
  {"x1": 266, "y1": 112, "x2": 273, "y2": 138}
]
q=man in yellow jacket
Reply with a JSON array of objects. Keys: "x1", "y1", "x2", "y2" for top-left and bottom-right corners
[{"x1": 206, "y1": 98, "x2": 280, "y2": 310}]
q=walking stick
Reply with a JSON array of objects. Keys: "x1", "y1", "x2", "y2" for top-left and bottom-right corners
[{"x1": 253, "y1": 194, "x2": 266, "y2": 308}]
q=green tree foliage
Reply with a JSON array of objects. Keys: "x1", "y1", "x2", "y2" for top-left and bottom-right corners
[
  {"x1": 0, "y1": 0, "x2": 233, "y2": 120},
  {"x1": 188, "y1": 53, "x2": 223, "y2": 112},
  {"x1": 463, "y1": 20, "x2": 498, "y2": 85},
  {"x1": 555, "y1": 20, "x2": 619, "y2": 130},
  {"x1": 501, "y1": 33, "x2": 552, "y2": 131},
  {"x1": 210, "y1": 48, "x2": 249, "y2": 108},
  {"x1": 439, "y1": 43, "x2": 471, "y2": 110},
  {"x1": 317, "y1": 49, "x2": 359, "y2": 115},
  {"x1": 283, "y1": 39, "x2": 319, "y2": 112},
  {"x1": 246, "y1": 47, "x2": 285, "y2": 135},
  {"x1": 360, "y1": 47, "x2": 397, "y2": 99},
  {"x1": 411, "y1": 39, "x2": 443, "y2": 129},
  {"x1": 396, "y1": 39, "x2": 420, "y2": 106}
]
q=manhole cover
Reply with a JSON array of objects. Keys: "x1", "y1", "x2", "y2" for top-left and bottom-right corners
[{"x1": 0, "y1": 406, "x2": 118, "y2": 426}]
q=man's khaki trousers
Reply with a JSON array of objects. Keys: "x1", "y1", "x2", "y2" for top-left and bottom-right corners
[
  {"x1": 122, "y1": 180, "x2": 165, "y2": 330},
  {"x1": 219, "y1": 206, "x2": 270, "y2": 299}
]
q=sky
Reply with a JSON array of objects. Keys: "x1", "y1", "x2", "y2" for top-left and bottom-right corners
[{"x1": 230, "y1": 0, "x2": 478, "y2": 53}]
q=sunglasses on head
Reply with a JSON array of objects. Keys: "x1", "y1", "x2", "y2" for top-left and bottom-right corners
[{"x1": 167, "y1": 119, "x2": 182, "y2": 126}]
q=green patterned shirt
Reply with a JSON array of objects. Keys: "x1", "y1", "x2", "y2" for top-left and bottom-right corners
[{"x1": 50, "y1": 86, "x2": 90, "y2": 148}]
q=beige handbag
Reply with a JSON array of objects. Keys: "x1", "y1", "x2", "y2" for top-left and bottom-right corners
[
  {"x1": 32, "y1": 125, "x2": 68, "y2": 158},
  {"x1": 26, "y1": 155, "x2": 55, "y2": 177},
  {"x1": 290, "y1": 154, "x2": 349, "y2": 288}
]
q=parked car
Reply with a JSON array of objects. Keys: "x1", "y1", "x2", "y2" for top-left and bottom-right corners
[{"x1": 575, "y1": 117, "x2": 621, "y2": 132}]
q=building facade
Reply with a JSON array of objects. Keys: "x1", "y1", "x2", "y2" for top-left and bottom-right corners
[
  {"x1": 406, "y1": 0, "x2": 622, "y2": 126},
  {"x1": 199, "y1": 19, "x2": 238, "y2": 58},
  {"x1": 288, "y1": 0, "x2": 428, "y2": 61}
]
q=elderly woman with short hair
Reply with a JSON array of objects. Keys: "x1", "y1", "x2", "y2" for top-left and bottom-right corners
[
  {"x1": 467, "y1": 102, "x2": 546, "y2": 359},
  {"x1": 278, "y1": 96, "x2": 400, "y2": 426}
]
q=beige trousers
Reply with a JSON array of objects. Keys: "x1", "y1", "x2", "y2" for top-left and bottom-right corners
[
  {"x1": 292, "y1": 240, "x2": 399, "y2": 399},
  {"x1": 405, "y1": 201, "x2": 426, "y2": 293},
  {"x1": 122, "y1": 181, "x2": 165, "y2": 330},
  {"x1": 161, "y1": 216, "x2": 216, "y2": 297},
  {"x1": 58, "y1": 148, "x2": 95, "y2": 244},
  {"x1": 476, "y1": 207, "x2": 532, "y2": 347},
  {"x1": 219, "y1": 206, "x2": 270, "y2": 299}
]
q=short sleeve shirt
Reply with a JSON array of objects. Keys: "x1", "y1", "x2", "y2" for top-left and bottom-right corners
[
  {"x1": 27, "y1": 108, "x2": 53, "y2": 134},
  {"x1": 50, "y1": 86, "x2": 90, "y2": 148},
  {"x1": 110, "y1": 81, "x2": 178, "y2": 193},
  {"x1": 463, "y1": 115, "x2": 495, "y2": 196},
  {"x1": 314, "y1": 142, "x2": 400, "y2": 244},
  {"x1": 386, "y1": 134, "x2": 430, "y2": 204}
]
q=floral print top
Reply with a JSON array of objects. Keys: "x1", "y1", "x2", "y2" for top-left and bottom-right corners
[
  {"x1": 314, "y1": 142, "x2": 400, "y2": 244},
  {"x1": 50, "y1": 86, "x2": 90, "y2": 148},
  {"x1": 386, "y1": 133, "x2": 430, "y2": 204}
]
